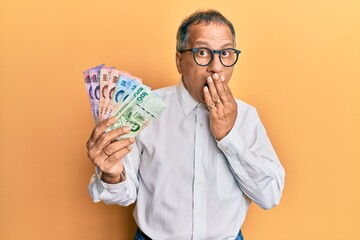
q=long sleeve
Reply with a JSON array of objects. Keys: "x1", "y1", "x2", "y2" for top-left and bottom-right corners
[{"x1": 217, "y1": 105, "x2": 285, "y2": 210}]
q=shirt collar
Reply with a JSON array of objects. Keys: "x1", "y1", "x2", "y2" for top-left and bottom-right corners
[{"x1": 176, "y1": 78, "x2": 200, "y2": 116}]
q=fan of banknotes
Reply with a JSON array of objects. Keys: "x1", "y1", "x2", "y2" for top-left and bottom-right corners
[{"x1": 83, "y1": 64, "x2": 167, "y2": 139}]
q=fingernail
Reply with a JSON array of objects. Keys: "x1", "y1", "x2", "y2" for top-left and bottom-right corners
[
  {"x1": 124, "y1": 126, "x2": 131, "y2": 132},
  {"x1": 213, "y1": 73, "x2": 219, "y2": 79},
  {"x1": 221, "y1": 76, "x2": 225, "y2": 82},
  {"x1": 204, "y1": 86, "x2": 209, "y2": 92},
  {"x1": 207, "y1": 76, "x2": 213, "y2": 83}
]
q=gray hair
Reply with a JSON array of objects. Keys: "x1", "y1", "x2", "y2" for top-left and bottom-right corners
[{"x1": 176, "y1": 9, "x2": 236, "y2": 52}]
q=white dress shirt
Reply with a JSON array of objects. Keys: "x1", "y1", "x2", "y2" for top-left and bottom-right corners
[{"x1": 88, "y1": 80, "x2": 285, "y2": 240}]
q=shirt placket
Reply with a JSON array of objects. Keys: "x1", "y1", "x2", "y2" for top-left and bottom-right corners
[{"x1": 192, "y1": 105, "x2": 208, "y2": 240}]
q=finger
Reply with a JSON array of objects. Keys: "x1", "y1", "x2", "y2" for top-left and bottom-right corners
[
  {"x1": 213, "y1": 74, "x2": 228, "y2": 104},
  {"x1": 206, "y1": 75, "x2": 221, "y2": 105},
  {"x1": 100, "y1": 146, "x2": 132, "y2": 175},
  {"x1": 209, "y1": 74, "x2": 227, "y2": 115},
  {"x1": 88, "y1": 125, "x2": 131, "y2": 163},
  {"x1": 96, "y1": 148, "x2": 129, "y2": 176},
  {"x1": 105, "y1": 145, "x2": 132, "y2": 167},
  {"x1": 96, "y1": 126, "x2": 131, "y2": 150},
  {"x1": 87, "y1": 117, "x2": 117, "y2": 149},
  {"x1": 220, "y1": 79, "x2": 237, "y2": 107},
  {"x1": 203, "y1": 86, "x2": 216, "y2": 111},
  {"x1": 104, "y1": 138, "x2": 135, "y2": 156},
  {"x1": 92, "y1": 142, "x2": 130, "y2": 170}
]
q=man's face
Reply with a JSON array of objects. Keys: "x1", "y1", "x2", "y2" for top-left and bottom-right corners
[{"x1": 176, "y1": 22, "x2": 235, "y2": 103}]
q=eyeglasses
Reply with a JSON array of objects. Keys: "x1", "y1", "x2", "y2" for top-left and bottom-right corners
[{"x1": 179, "y1": 47, "x2": 241, "y2": 67}]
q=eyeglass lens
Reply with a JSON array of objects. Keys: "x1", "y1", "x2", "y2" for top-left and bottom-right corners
[{"x1": 194, "y1": 48, "x2": 238, "y2": 66}]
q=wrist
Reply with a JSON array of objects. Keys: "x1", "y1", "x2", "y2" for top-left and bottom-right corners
[{"x1": 101, "y1": 169, "x2": 126, "y2": 184}]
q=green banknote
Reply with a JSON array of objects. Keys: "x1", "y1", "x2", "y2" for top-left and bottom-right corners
[{"x1": 107, "y1": 84, "x2": 167, "y2": 139}]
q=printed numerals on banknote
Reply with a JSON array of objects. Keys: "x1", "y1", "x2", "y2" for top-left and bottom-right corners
[{"x1": 83, "y1": 64, "x2": 167, "y2": 139}]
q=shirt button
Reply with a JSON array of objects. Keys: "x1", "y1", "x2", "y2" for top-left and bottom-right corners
[
  {"x1": 197, "y1": 181, "x2": 202, "y2": 185},
  {"x1": 198, "y1": 212, "x2": 202, "y2": 217},
  {"x1": 199, "y1": 151, "x2": 203, "y2": 157},
  {"x1": 199, "y1": 123, "x2": 204, "y2": 127}
]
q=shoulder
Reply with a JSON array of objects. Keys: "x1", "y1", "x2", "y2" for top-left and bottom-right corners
[
  {"x1": 153, "y1": 85, "x2": 177, "y2": 101},
  {"x1": 234, "y1": 98, "x2": 261, "y2": 123},
  {"x1": 154, "y1": 85, "x2": 176, "y2": 95},
  {"x1": 235, "y1": 98, "x2": 256, "y2": 113}
]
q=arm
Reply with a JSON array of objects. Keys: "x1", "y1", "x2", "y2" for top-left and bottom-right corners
[
  {"x1": 217, "y1": 108, "x2": 285, "y2": 209},
  {"x1": 204, "y1": 73, "x2": 285, "y2": 209}
]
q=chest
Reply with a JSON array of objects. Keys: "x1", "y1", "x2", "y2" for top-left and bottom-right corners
[{"x1": 137, "y1": 106, "x2": 223, "y2": 182}]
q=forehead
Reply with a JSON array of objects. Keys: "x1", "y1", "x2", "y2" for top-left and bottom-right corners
[{"x1": 187, "y1": 21, "x2": 233, "y2": 48}]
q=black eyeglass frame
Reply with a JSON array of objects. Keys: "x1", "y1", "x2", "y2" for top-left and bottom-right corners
[{"x1": 179, "y1": 47, "x2": 241, "y2": 67}]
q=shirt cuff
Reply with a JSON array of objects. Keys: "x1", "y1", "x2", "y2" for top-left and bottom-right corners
[{"x1": 94, "y1": 166, "x2": 128, "y2": 199}]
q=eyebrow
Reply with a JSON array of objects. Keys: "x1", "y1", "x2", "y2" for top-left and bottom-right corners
[{"x1": 193, "y1": 40, "x2": 234, "y2": 49}]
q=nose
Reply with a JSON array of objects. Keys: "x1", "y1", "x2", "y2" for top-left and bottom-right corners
[{"x1": 207, "y1": 53, "x2": 223, "y2": 73}]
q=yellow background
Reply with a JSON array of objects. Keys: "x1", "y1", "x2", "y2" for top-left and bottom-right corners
[{"x1": 1, "y1": 0, "x2": 359, "y2": 239}]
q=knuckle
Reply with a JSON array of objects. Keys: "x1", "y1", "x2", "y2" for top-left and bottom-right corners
[
  {"x1": 105, "y1": 154, "x2": 114, "y2": 162},
  {"x1": 86, "y1": 140, "x2": 90, "y2": 149},
  {"x1": 115, "y1": 148, "x2": 130, "y2": 159},
  {"x1": 218, "y1": 115, "x2": 225, "y2": 121},
  {"x1": 87, "y1": 148, "x2": 96, "y2": 160},
  {"x1": 93, "y1": 129, "x2": 101, "y2": 138},
  {"x1": 115, "y1": 128, "x2": 124, "y2": 135},
  {"x1": 108, "y1": 153, "x2": 123, "y2": 164},
  {"x1": 107, "y1": 117, "x2": 115, "y2": 125},
  {"x1": 112, "y1": 151, "x2": 123, "y2": 160},
  {"x1": 107, "y1": 144, "x2": 115, "y2": 152},
  {"x1": 99, "y1": 133, "x2": 110, "y2": 143},
  {"x1": 87, "y1": 152, "x2": 92, "y2": 160},
  {"x1": 120, "y1": 126, "x2": 129, "y2": 134}
]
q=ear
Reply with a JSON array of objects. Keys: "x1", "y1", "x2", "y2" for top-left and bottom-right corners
[{"x1": 175, "y1": 52, "x2": 183, "y2": 75}]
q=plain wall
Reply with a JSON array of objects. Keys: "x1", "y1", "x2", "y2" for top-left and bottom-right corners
[{"x1": 0, "y1": 0, "x2": 359, "y2": 239}]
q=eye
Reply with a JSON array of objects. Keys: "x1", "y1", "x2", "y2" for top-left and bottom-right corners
[
  {"x1": 196, "y1": 48, "x2": 210, "y2": 58},
  {"x1": 220, "y1": 50, "x2": 231, "y2": 57}
]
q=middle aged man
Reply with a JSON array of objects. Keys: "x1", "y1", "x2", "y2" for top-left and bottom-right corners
[{"x1": 87, "y1": 10, "x2": 285, "y2": 240}]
